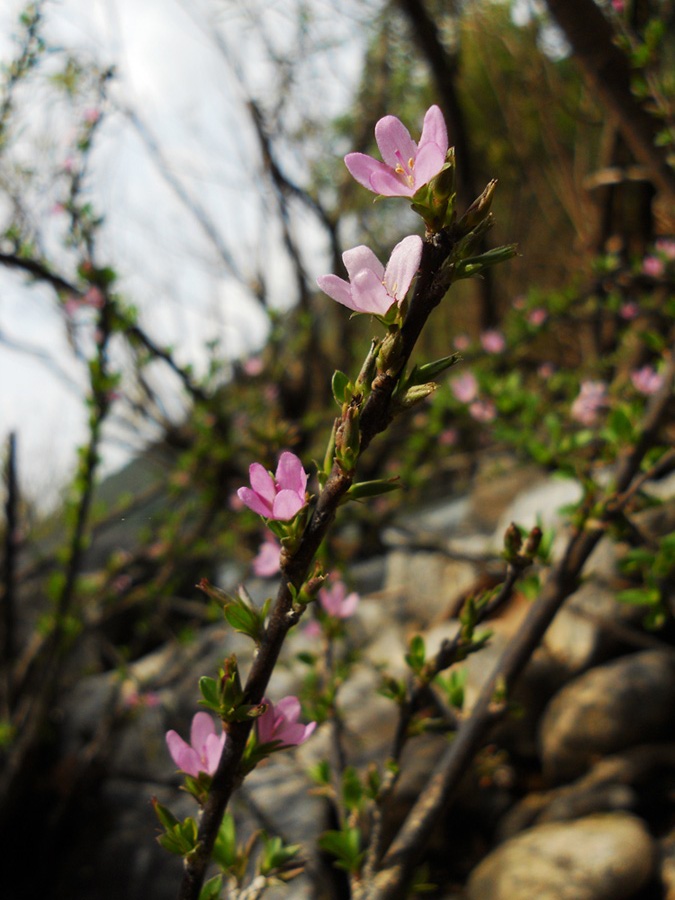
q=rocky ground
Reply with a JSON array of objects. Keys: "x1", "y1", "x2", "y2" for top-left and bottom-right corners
[{"x1": 52, "y1": 455, "x2": 675, "y2": 899}]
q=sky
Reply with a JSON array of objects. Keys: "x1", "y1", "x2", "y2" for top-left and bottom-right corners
[{"x1": 0, "y1": 0, "x2": 368, "y2": 508}]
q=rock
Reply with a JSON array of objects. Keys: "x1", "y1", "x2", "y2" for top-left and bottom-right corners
[
  {"x1": 493, "y1": 474, "x2": 582, "y2": 556},
  {"x1": 466, "y1": 812, "x2": 656, "y2": 900},
  {"x1": 542, "y1": 583, "x2": 632, "y2": 675},
  {"x1": 539, "y1": 650, "x2": 675, "y2": 782},
  {"x1": 384, "y1": 550, "x2": 478, "y2": 624}
]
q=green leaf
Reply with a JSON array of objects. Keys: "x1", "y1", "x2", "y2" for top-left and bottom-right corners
[
  {"x1": 199, "y1": 875, "x2": 223, "y2": 900},
  {"x1": 259, "y1": 833, "x2": 300, "y2": 875},
  {"x1": 345, "y1": 478, "x2": 401, "y2": 501},
  {"x1": 212, "y1": 813, "x2": 238, "y2": 870},
  {"x1": 405, "y1": 635, "x2": 426, "y2": 674},
  {"x1": 617, "y1": 587, "x2": 661, "y2": 606},
  {"x1": 199, "y1": 676, "x2": 220, "y2": 711},
  {"x1": 332, "y1": 370, "x2": 352, "y2": 405},
  {"x1": 341, "y1": 767, "x2": 363, "y2": 812},
  {"x1": 318, "y1": 827, "x2": 363, "y2": 874}
]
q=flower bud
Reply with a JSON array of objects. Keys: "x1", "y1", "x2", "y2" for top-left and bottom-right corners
[
  {"x1": 335, "y1": 404, "x2": 360, "y2": 474},
  {"x1": 394, "y1": 382, "x2": 438, "y2": 411},
  {"x1": 458, "y1": 178, "x2": 498, "y2": 234}
]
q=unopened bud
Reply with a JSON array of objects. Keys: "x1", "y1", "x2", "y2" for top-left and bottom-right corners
[
  {"x1": 395, "y1": 382, "x2": 438, "y2": 411},
  {"x1": 335, "y1": 404, "x2": 360, "y2": 474},
  {"x1": 522, "y1": 526, "x2": 542, "y2": 560},
  {"x1": 377, "y1": 328, "x2": 404, "y2": 376},
  {"x1": 458, "y1": 179, "x2": 497, "y2": 233},
  {"x1": 503, "y1": 522, "x2": 522, "y2": 560}
]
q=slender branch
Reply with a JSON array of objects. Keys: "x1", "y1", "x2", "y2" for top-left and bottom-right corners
[
  {"x1": 178, "y1": 222, "x2": 466, "y2": 899},
  {"x1": 1, "y1": 433, "x2": 18, "y2": 717}
]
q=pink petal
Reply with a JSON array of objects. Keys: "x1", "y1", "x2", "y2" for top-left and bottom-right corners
[
  {"x1": 384, "y1": 235, "x2": 423, "y2": 301},
  {"x1": 275, "y1": 695, "x2": 301, "y2": 724},
  {"x1": 351, "y1": 268, "x2": 393, "y2": 315},
  {"x1": 256, "y1": 699, "x2": 276, "y2": 744},
  {"x1": 339, "y1": 592, "x2": 359, "y2": 618},
  {"x1": 418, "y1": 105, "x2": 448, "y2": 156},
  {"x1": 253, "y1": 539, "x2": 281, "y2": 577},
  {"x1": 271, "y1": 489, "x2": 305, "y2": 521},
  {"x1": 344, "y1": 153, "x2": 393, "y2": 192},
  {"x1": 374, "y1": 115, "x2": 417, "y2": 170},
  {"x1": 275, "y1": 451, "x2": 307, "y2": 496},
  {"x1": 249, "y1": 463, "x2": 277, "y2": 505},
  {"x1": 237, "y1": 486, "x2": 273, "y2": 517},
  {"x1": 203, "y1": 731, "x2": 226, "y2": 774},
  {"x1": 317, "y1": 274, "x2": 356, "y2": 309},
  {"x1": 191, "y1": 711, "x2": 216, "y2": 751},
  {"x1": 343, "y1": 245, "x2": 384, "y2": 284},
  {"x1": 411, "y1": 142, "x2": 447, "y2": 189},
  {"x1": 367, "y1": 167, "x2": 415, "y2": 197},
  {"x1": 166, "y1": 731, "x2": 201, "y2": 777}
]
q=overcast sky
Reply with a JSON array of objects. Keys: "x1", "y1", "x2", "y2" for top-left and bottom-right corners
[{"x1": 0, "y1": 0, "x2": 368, "y2": 507}]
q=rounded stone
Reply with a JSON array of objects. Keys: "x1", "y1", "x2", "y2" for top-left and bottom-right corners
[
  {"x1": 466, "y1": 812, "x2": 656, "y2": 900},
  {"x1": 539, "y1": 650, "x2": 675, "y2": 782}
]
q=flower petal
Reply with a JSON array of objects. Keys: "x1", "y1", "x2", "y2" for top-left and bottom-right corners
[
  {"x1": 418, "y1": 105, "x2": 448, "y2": 156},
  {"x1": 203, "y1": 731, "x2": 226, "y2": 775},
  {"x1": 344, "y1": 153, "x2": 393, "y2": 192},
  {"x1": 166, "y1": 731, "x2": 201, "y2": 777},
  {"x1": 256, "y1": 699, "x2": 275, "y2": 744},
  {"x1": 275, "y1": 695, "x2": 302, "y2": 724},
  {"x1": 275, "y1": 451, "x2": 307, "y2": 496},
  {"x1": 237, "y1": 486, "x2": 272, "y2": 517},
  {"x1": 412, "y1": 142, "x2": 447, "y2": 189},
  {"x1": 383, "y1": 235, "x2": 423, "y2": 301},
  {"x1": 248, "y1": 463, "x2": 276, "y2": 504},
  {"x1": 367, "y1": 167, "x2": 414, "y2": 197},
  {"x1": 191, "y1": 711, "x2": 216, "y2": 752},
  {"x1": 374, "y1": 115, "x2": 416, "y2": 170},
  {"x1": 343, "y1": 245, "x2": 384, "y2": 284},
  {"x1": 351, "y1": 268, "x2": 394, "y2": 315},
  {"x1": 339, "y1": 591, "x2": 360, "y2": 618},
  {"x1": 271, "y1": 489, "x2": 305, "y2": 521},
  {"x1": 317, "y1": 274, "x2": 357, "y2": 309}
]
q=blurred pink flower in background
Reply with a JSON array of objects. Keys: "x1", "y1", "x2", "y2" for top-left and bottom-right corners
[
  {"x1": 439, "y1": 427, "x2": 458, "y2": 446},
  {"x1": 451, "y1": 371, "x2": 479, "y2": 404},
  {"x1": 527, "y1": 308, "x2": 547, "y2": 327},
  {"x1": 318, "y1": 581, "x2": 359, "y2": 619},
  {"x1": 619, "y1": 301, "x2": 639, "y2": 320},
  {"x1": 237, "y1": 451, "x2": 308, "y2": 521},
  {"x1": 480, "y1": 330, "x2": 506, "y2": 354},
  {"x1": 83, "y1": 107, "x2": 101, "y2": 124},
  {"x1": 243, "y1": 356, "x2": 264, "y2": 377},
  {"x1": 344, "y1": 105, "x2": 448, "y2": 198},
  {"x1": 571, "y1": 380, "x2": 608, "y2": 425},
  {"x1": 642, "y1": 256, "x2": 664, "y2": 278},
  {"x1": 631, "y1": 365, "x2": 664, "y2": 396},
  {"x1": 256, "y1": 696, "x2": 316, "y2": 748},
  {"x1": 537, "y1": 362, "x2": 555, "y2": 379},
  {"x1": 469, "y1": 399, "x2": 496, "y2": 422},
  {"x1": 166, "y1": 712, "x2": 226, "y2": 777},
  {"x1": 453, "y1": 333, "x2": 471, "y2": 351},
  {"x1": 252, "y1": 534, "x2": 281, "y2": 577}
]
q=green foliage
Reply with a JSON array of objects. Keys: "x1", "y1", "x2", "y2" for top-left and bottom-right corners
[{"x1": 318, "y1": 825, "x2": 364, "y2": 874}]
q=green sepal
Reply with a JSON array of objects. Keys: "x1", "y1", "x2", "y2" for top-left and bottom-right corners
[
  {"x1": 199, "y1": 676, "x2": 221, "y2": 713},
  {"x1": 454, "y1": 243, "x2": 518, "y2": 279}
]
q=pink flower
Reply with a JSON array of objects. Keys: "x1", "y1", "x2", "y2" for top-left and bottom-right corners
[
  {"x1": 631, "y1": 365, "x2": 664, "y2": 395},
  {"x1": 642, "y1": 256, "x2": 664, "y2": 278},
  {"x1": 527, "y1": 308, "x2": 547, "y2": 327},
  {"x1": 439, "y1": 427, "x2": 458, "y2": 446},
  {"x1": 538, "y1": 362, "x2": 555, "y2": 379},
  {"x1": 318, "y1": 581, "x2": 359, "y2": 619},
  {"x1": 619, "y1": 301, "x2": 639, "y2": 320},
  {"x1": 317, "y1": 235, "x2": 422, "y2": 315},
  {"x1": 243, "y1": 356, "x2": 264, "y2": 377},
  {"x1": 571, "y1": 380, "x2": 608, "y2": 425},
  {"x1": 451, "y1": 371, "x2": 479, "y2": 404},
  {"x1": 480, "y1": 330, "x2": 506, "y2": 354},
  {"x1": 453, "y1": 333, "x2": 471, "y2": 351},
  {"x1": 256, "y1": 696, "x2": 316, "y2": 748},
  {"x1": 237, "y1": 451, "x2": 308, "y2": 521},
  {"x1": 344, "y1": 105, "x2": 448, "y2": 198},
  {"x1": 252, "y1": 535, "x2": 281, "y2": 577},
  {"x1": 83, "y1": 107, "x2": 101, "y2": 124},
  {"x1": 166, "y1": 712, "x2": 226, "y2": 777},
  {"x1": 469, "y1": 399, "x2": 496, "y2": 422}
]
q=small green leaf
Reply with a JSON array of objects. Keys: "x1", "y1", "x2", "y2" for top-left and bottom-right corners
[
  {"x1": 332, "y1": 370, "x2": 352, "y2": 405},
  {"x1": 405, "y1": 635, "x2": 426, "y2": 674},
  {"x1": 199, "y1": 875, "x2": 223, "y2": 900},
  {"x1": 345, "y1": 478, "x2": 401, "y2": 501},
  {"x1": 199, "y1": 676, "x2": 220, "y2": 711}
]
